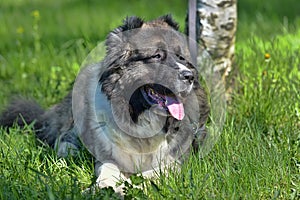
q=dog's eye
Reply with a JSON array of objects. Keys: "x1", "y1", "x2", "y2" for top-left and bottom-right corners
[
  {"x1": 150, "y1": 50, "x2": 165, "y2": 61},
  {"x1": 151, "y1": 54, "x2": 162, "y2": 60},
  {"x1": 176, "y1": 54, "x2": 185, "y2": 61}
]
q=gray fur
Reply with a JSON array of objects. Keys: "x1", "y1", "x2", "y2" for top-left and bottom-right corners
[
  {"x1": 0, "y1": 15, "x2": 209, "y2": 189},
  {"x1": 0, "y1": 98, "x2": 44, "y2": 128}
]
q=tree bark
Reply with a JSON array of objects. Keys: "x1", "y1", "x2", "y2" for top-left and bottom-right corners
[{"x1": 186, "y1": 0, "x2": 237, "y2": 94}]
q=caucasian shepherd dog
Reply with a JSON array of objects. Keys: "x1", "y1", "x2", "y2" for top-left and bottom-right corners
[{"x1": 0, "y1": 15, "x2": 209, "y2": 191}]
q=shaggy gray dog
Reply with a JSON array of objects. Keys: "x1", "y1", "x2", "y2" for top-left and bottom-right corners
[{"x1": 0, "y1": 15, "x2": 209, "y2": 190}]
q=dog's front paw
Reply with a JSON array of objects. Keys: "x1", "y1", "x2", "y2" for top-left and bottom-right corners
[{"x1": 95, "y1": 163, "x2": 127, "y2": 195}]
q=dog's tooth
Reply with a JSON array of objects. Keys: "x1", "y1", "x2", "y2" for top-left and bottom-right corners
[{"x1": 150, "y1": 88, "x2": 155, "y2": 95}]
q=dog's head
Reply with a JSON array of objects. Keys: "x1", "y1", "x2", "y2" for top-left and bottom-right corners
[{"x1": 100, "y1": 15, "x2": 205, "y2": 125}]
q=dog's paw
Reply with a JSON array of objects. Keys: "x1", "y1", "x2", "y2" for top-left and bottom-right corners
[
  {"x1": 95, "y1": 163, "x2": 127, "y2": 194},
  {"x1": 56, "y1": 141, "x2": 79, "y2": 157}
]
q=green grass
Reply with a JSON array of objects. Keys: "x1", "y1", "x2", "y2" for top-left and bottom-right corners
[{"x1": 0, "y1": 0, "x2": 299, "y2": 199}]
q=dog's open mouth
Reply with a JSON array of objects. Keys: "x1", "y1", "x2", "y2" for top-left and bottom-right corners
[{"x1": 141, "y1": 84, "x2": 184, "y2": 120}]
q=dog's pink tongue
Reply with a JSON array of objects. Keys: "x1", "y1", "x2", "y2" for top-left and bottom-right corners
[{"x1": 165, "y1": 97, "x2": 185, "y2": 120}]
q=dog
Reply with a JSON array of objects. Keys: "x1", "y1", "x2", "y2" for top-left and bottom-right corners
[{"x1": 0, "y1": 15, "x2": 209, "y2": 192}]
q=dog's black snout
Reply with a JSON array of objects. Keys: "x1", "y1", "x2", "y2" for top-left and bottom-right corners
[{"x1": 179, "y1": 70, "x2": 194, "y2": 82}]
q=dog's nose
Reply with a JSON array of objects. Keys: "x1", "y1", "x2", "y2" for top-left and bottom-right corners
[{"x1": 179, "y1": 70, "x2": 194, "y2": 82}]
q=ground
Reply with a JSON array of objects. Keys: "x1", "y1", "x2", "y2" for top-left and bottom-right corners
[{"x1": 0, "y1": 0, "x2": 299, "y2": 199}]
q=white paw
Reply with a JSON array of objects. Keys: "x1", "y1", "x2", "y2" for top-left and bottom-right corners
[{"x1": 95, "y1": 163, "x2": 127, "y2": 194}]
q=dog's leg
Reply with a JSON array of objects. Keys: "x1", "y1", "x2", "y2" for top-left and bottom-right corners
[
  {"x1": 54, "y1": 128, "x2": 81, "y2": 157},
  {"x1": 95, "y1": 162, "x2": 127, "y2": 194}
]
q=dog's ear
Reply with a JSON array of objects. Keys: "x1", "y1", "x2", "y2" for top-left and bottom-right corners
[
  {"x1": 158, "y1": 14, "x2": 179, "y2": 30},
  {"x1": 107, "y1": 16, "x2": 144, "y2": 42},
  {"x1": 105, "y1": 16, "x2": 144, "y2": 58},
  {"x1": 113, "y1": 16, "x2": 144, "y2": 34}
]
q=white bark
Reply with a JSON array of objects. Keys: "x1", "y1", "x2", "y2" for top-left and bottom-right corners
[{"x1": 197, "y1": 0, "x2": 237, "y2": 80}]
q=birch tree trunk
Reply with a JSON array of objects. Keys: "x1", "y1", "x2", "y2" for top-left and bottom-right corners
[
  {"x1": 185, "y1": 0, "x2": 236, "y2": 153},
  {"x1": 187, "y1": 0, "x2": 237, "y2": 94}
]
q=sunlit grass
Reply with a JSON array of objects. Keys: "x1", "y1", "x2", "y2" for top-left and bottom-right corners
[{"x1": 0, "y1": 0, "x2": 299, "y2": 199}]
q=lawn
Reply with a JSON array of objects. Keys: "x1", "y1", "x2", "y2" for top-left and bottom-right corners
[{"x1": 0, "y1": 0, "x2": 299, "y2": 199}]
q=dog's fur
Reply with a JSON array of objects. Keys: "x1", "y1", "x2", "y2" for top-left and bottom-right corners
[{"x1": 0, "y1": 15, "x2": 209, "y2": 190}]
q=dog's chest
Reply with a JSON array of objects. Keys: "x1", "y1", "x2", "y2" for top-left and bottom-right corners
[{"x1": 111, "y1": 138, "x2": 173, "y2": 172}]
